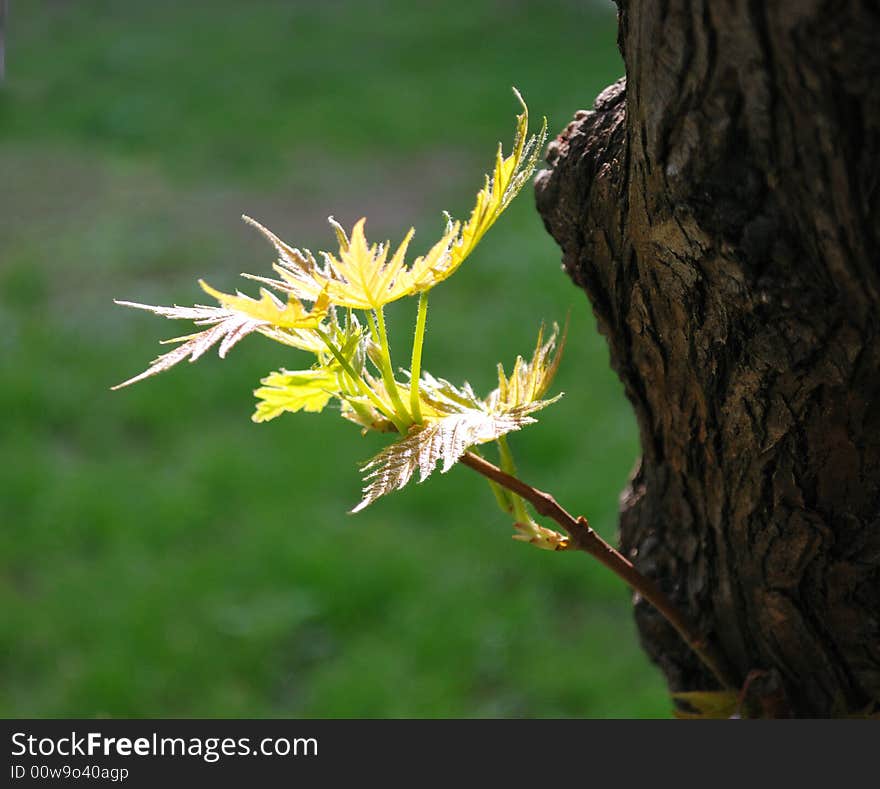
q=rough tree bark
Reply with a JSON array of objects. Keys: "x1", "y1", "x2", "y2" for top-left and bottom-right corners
[{"x1": 535, "y1": 0, "x2": 879, "y2": 717}]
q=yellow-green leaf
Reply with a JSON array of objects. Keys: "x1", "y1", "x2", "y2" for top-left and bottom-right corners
[
  {"x1": 252, "y1": 368, "x2": 341, "y2": 423},
  {"x1": 241, "y1": 90, "x2": 546, "y2": 310},
  {"x1": 199, "y1": 279, "x2": 328, "y2": 329},
  {"x1": 407, "y1": 88, "x2": 548, "y2": 293},
  {"x1": 113, "y1": 274, "x2": 332, "y2": 389},
  {"x1": 245, "y1": 216, "x2": 417, "y2": 311},
  {"x1": 485, "y1": 322, "x2": 566, "y2": 415},
  {"x1": 399, "y1": 324, "x2": 564, "y2": 428}
]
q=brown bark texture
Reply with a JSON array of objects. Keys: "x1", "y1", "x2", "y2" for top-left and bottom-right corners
[{"x1": 535, "y1": 0, "x2": 880, "y2": 716}]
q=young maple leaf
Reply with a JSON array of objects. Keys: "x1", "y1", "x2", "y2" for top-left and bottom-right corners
[
  {"x1": 241, "y1": 216, "x2": 418, "y2": 311},
  {"x1": 113, "y1": 280, "x2": 328, "y2": 390},
  {"x1": 252, "y1": 368, "x2": 342, "y2": 422},
  {"x1": 351, "y1": 407, "x2": 540, "y2": 513},
  {"x1": 240, "y1": 89, "x2": 547, "y2": 309},
  {"x1": 199, "y1": 280, "x2": 329, "y2": 329},
  {"x1": 484, "y1": 322, "x2": 566, "y2": 415},
  {"x1": 252, "y1": 312, "x2": 370, "y2": 423},
  {"x1": 113, "y1": 91, "x2": 562, "y2": 525},
  {"x1": 351, "y1": 324, "x2": 564, "y2": 511},
  {"x1": 111, "y1": 303, "x2": 263, "y2": 390},
  {"x1": 408, "y1": 88, "x2": 548, "y2": 292}
]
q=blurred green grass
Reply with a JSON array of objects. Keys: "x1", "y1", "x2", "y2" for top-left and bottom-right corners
[{"x1": 0, "y1": 0, "x2": 668, "y2": 717}]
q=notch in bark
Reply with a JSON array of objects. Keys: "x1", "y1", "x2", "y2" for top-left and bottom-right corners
[{"x1": 536, "y1": 1, "x2": 880, "y2": 717}]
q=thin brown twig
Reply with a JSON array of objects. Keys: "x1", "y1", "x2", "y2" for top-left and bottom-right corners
[{"x1": 460, "y1": 450, "x2": 738, "y2": 690}]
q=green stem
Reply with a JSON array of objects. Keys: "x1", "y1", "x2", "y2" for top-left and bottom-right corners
[
  {"x1": 497, "y1": 435, "x2": 531, "y2": 524},
  {"x1": 409, "y1": 291, "x2": 429, "y2": 424},
  {"x1": 338, "y1": 309, "x2": 379, "y2": 428},
  {"x1": 343, "y1": 392, "x2": 381, "y2": 429},
  {"x1": 369, "y1": 308, "x2": 411, "y2": 427},
  {"x1": 315, "y1": 327, "x2": 408, "y2": 434},
  {"x1": 471, "y1": 448, "x2": 514, "y2": 515}
]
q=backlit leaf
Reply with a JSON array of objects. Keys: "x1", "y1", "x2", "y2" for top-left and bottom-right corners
[
  {"x1": 114, "y1": 277, "x2": 329, "y2": 389},
  {"x1": 352, "y1": 408, "x2": 537, "y2": 512},
  {"x1": 408, "y1": 370, "x2": 485, "y2": 417},
  {"x1": 485, "y1": 322, "x2": 566, "y2": 415},
  {"x1": 241, "y1": 90, "x2": 546, "y2": 308},
  {"x1": 408, "y1": 88, "x2": 548, "y2": 293},
  {"x1": 112, "y1": 302, "x2": 264, "y2": 389},
  {"x1": 244, "y1": 216, "x2": 418, "y2": 311},
  {"x1": 252, "y1": 368, "x2": 341, "y2": 422},
  {"x1": 198, "y1": 279, "x2": 328, "y2": 328}
]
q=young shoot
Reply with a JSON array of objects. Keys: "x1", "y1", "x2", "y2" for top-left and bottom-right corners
[
  {"x1": 115, "y1": 89, "x2": 558, "y2": 543},
  {"x1": 114, "y1": 90, "x2": 739, "y2": 694}
]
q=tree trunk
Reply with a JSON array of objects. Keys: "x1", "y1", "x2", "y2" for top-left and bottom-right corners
[{"x1": 535, "y1": 0, "x2": 880, "y2": 717}]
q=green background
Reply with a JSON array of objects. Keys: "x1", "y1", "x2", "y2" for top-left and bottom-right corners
[{"x1": 0, "y1": 0, "x2": 668, "y2": 717}]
